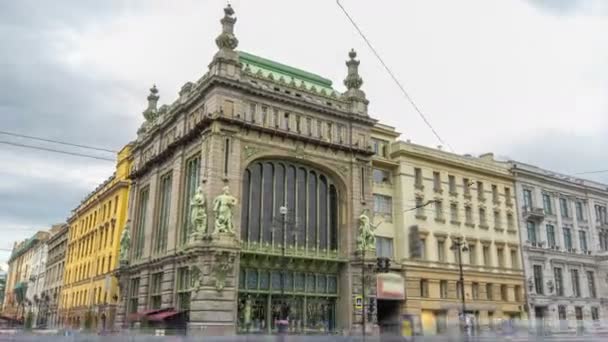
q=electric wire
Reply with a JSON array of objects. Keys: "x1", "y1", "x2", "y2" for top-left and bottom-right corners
[
  {"x1": 0, "y1": 130, "x2": 118, "y2": 153},
  {"x1": 0, "y1": 140, "x2": 115, "y2": 162},
  {"x1": 335, "y1": 0, "x2": 454, "y2": 152}
]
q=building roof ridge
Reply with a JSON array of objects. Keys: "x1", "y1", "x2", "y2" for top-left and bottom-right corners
[{"x1": 238, "y1": 50, "x2": 333, "y2": 88}]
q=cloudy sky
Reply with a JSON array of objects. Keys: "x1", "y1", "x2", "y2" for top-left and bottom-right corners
[{"x1": 1, "y1": 0, "x2": 607, "y2": 262}]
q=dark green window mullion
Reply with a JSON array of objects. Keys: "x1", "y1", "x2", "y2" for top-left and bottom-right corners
[{"x1": 259, "y1": 164, "x2": 265, "y2": 245}]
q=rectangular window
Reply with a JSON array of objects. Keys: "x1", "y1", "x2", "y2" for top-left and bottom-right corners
[
  {"x1": 463, "y1": 178, "x2": 471, "y2": 196},
  {"x1": 479, "y1": 208, "x2": 487, "y2": 226},
  {"x1": 510, "y1": 249, "x2": 518, "y2": 269},
  {"x1": 371, "y1": 138, "x2": 388, "y2": 157},
  {"x1": 507, "y1": 213, "x2": 514, "y2": 230},
  {"x1": 224, "y1": 138, "x2": 230, "y2": 175},
  {"x1": 295, "y1": 115, "x2": 301, "y2": 133},
  {"x1": 543, "y1": 193, "x2": 553, "y2": 215},
  {"x1": 306, "y1": 117, "x2": 312, "y2": 135},
  {"x1": 437, "y1": 241, "x2": 445, "y2": 262},
  {"x1": 527, "y1": 221, "x2": 537, "y2": 243},
  {"x1": 587, "y1": 271, "x2": 596, "y2": 298},
  {"x1": 483, "y1": 246, "x2": 490, "y2": 266},
  {"x1": 273, "y1": 108, "x2": 279, "y2": 127},
  {"x1": 558, "y1": 305, "x2": 567, "y2": 322},
  {"x1": 448, "y1": 175, "x2": 456, "y2": 193},
  {"x1": 372, "y1": 168, "x2": 391, "y2": 184},
  {"x1": 435, "y1": 201, "x2": 443, "y2": 220},
  {"x1": 450, "y1": 203, "x2": 458, "y2": 222},
  {"x1": 497, "y1": 248, "x2": 504, "y2": 268},
  {"x1": 433, "y1": 172, "x2": 441, "y2": 192},
  {"x1": 596, "y1": 205, "x2": 607, "y2": 223},
  {"x1": 176, "y1": 267, "x2": 191, "y2": 310},
  {"x1": 514, "y1": 285, "x2": 522, "y2": 302},
  {"x1": 337, "y1": 124, "x2": 344, "y2": 143},
  {"x1": 283, "y1": 112, "x2": 290, "y2": 130},
  {"x1": 134, "y1": 187, "x2": 150, "y2": 259},
  {"x1": 261, "y1": 106, "x2": 268, "y2": 126},
  {"x1": 554, "y1": 267, "x2": 564, "y2": 296},
  {"x1": 579, "y1": 230, "x2": 588, "y2": 252},
  {"x1": 477, "y1": 181, "x2": 485, "y2": 200},
  {"x1": 560, "y1": 198, "x2": 569, "y2": 218},
  {"x1": 546, "y1": 224, "x2": 556, "y2": 247},
  {"x1": 505, "y1": 187, "x2": 512, "y2": 204},
  {"x1": 563, "y1": 228, "x2": 573, "y2": 250},
  {"x1": 181, "y1": 156, "x2": 200, "y2": 245},
  {"x1": 494, "y1": 210, "x2": 501, "y2": 228},
  {"x1": 523, "y1": 189, "x2": 533, "y2": 208},
  {"x1": 492, "y1": 184, "x2": 499, "y2": 202},
  {"x1": 472, "y1": 282, "x2": 479, "y2": 299},
  {"x1": 534, "y1": 265, "x2": 544, "y2": 294},
  {"x1": 154, "y1": 173, "x2": 172, "y2": 254},
  {"x1": 373, "y1": 194, "x2": 392, "y2": 220},
  {"x1": 591, "y1": 307, "x2": 599, "y2": 321},
  {"x1": 149, "y1": 273, "x2": 162, "y2": 309},
  {"x1": 128, "y1": 278, "x2": 140, "y2": 314},
  {"x1": 469, "y1": 245, "x2": 476, "y2": 265},
  {"x1": 249, "y1": 103, "x2": 256, "y2": 122},
  {"x1": 440, "y1": 280, "x2": 448, "y2": 299},
  {"x1": 576, "y1": 201, "x2": 584, "y2": 220},
  {"x1": 376, "y1": 237, "x2": 394, "y2": 259},
  {"x1": 501, "y1": 284, "x2": 508, "y2": 301},
  {"x1": 486, "y1": 283, "x2": 493, "y2": 300},
  {"x1": 420, "y1": 279, "x2": 429, "y2": 298},
  {"x1": 414, "y1": 168, "x2": 423, "y2": 188},
  {"x1": 571, "y1": 269, "x2": 580, "y2": 297},
  {"x1": 465, "y1": 206, "x2": 473, "y2": 224},
  {"x1": 327, "y1": 122, "x2": 333, "y2": 141}
]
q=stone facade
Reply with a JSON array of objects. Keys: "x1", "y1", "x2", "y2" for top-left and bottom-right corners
[
  {"x1": 60, "y1": 144, "x2": 132, "y2": 330},
  {"x1": 117, "y1": 5, "x2": 378, "y2": 336},
  {"x1": 371, "y1": 125, "x2": 527, "y2": 336},
  {"x1": 2, "y1": 231, "x2": 50, "y2": 321},
  {"x1": 511, "y1": 161, "x2": 608, "y2": 333},
  {"x1": 43, "y1": 224, "x2": 69, "y2": 328}
]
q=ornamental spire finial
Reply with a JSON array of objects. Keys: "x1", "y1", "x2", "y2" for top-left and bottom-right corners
[
  {"x1": 215, "y1": 3, "x2": 239, "y2": 51},
  {"x1": 344, "y1": 49, "x2": 363, "y2": 90},
  {"x1": 143, "y1": 84, "x2": 159, "y2": 121}
]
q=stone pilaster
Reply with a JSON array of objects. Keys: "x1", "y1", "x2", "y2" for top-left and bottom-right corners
[{"x1": 185, "y1": 232, "x2": 241, "y2": 336}]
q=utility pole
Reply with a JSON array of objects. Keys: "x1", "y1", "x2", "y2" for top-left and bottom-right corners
[{"x1": 451, "y1": 236, "x2": 469, "y2": 336}]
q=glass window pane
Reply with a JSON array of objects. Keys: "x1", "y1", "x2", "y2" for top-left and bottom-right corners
[
  {"x1": 307, "y1": 172, "x2": 317, "y2": 250},
  {"x1": 262, "y1": 163, "x2": 274, "y2": 243},
  {"x1": 319, "y1": 176, "x2": 328, "y2": 250},
  {"x1": 249, "y1": 163, "x2": 262, "y2": 242}
]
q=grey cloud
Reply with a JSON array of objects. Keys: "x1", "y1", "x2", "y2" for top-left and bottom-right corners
[
  {"x1": 501, "y1": 129, "x2": 608, "y2": 183},
  {"x1": 526, "y1": 0, "x2": 608, "y2": 15}
]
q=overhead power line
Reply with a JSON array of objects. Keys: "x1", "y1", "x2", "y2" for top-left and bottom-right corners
[
  {"x1": 0, "y1": 140, "x2": 115, "y2": 162},
  {"x1": 0, "y1": 130, "x2": 118, "y2": 153},
  {"x1": 335, "y1": 0, "x2": 453, "y2": 152},
  {"x1": 573, "y1": 169, "x2": 608, "y2": 176}
]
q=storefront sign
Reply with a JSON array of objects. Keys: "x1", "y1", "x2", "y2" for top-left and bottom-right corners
[{"x1": 377, "y1": 273, "x2": 405, "y2": 300}]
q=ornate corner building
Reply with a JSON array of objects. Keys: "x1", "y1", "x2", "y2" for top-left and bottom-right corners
[
  {"x1": 511, "y1": 162, "x2": 608, "y2": 333},
  {"x1": 116, "y1": 5, "x2": 378, "y2": 336},
  {"x1": 59, "y1": 144, "x2": 132, "y2": 330},
  {"x1": 371, "y1": 125, "x2": 527, "y2": 335}
]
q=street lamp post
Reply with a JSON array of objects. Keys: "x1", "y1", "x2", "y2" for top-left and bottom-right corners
[
  {"x1": 451, "y1": 236, "x2": 469, "y2": 334},
  {"x1": 278, "y1": 206, "x2": 289, "y2": 334}
]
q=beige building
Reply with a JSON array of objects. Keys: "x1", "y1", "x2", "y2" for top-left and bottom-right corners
[
  {"x1": 371, "y1": 124, "x2": 526, "y2": 336},
  {"x1": 43, "y1": 224, "x2": 69, "y2": 328}
]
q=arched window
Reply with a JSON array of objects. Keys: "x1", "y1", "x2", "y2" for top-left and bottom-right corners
[{"x1": 241, "y1": 160, "x2": 339, "y2": 251}]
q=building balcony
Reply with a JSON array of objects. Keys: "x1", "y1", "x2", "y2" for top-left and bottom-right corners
[{"x1": 522, "y1": 206, "x2": 545, "y2": 221}]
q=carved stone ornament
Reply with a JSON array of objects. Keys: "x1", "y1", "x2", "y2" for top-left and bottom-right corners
[
  {"x1": 243, "y1": 145, "x2": 260, "y2": 159},
  {"x1": 212, "y1": 251, "x2": 236, "y2": 292},
  {"x1": 215, "y1": 5, "x2": 239, "y2": 51},
  {"x1": 344, "y1": 49, "x2": 363, "y2": 90},
  {"x1": 189, "y1": 186, "x2": 207, "y2": 242},
  {"x1": 213, "y1": 186, "x2": 237, "y2": 234},
  {"x1": 337, "y1": 165, "x2": 349, "y2": 176},
  {"x1": 357, "y1": 209, "x2": 381, "y2": 252},
  {"x1": 546, "y1": 279, "x2": 554, "y2": 293},
  {"x1": 119, "y1": 220, "x2": 131, "y2": 264},
  {"x1": 190, "y1": 265, "x2": 203, "y2": 298}
]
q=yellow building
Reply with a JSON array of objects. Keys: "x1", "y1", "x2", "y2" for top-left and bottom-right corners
[
  {"x1": 371, "y1": 124, "x2": 526, "y2": 336},
  {"x1": 59, "y1": 144, "x2": 132, "y2": 329}
]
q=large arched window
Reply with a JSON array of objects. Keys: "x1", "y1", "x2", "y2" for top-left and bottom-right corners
[{"x1": 241, "y1": 160, "x2": 339, "y2": 251}]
